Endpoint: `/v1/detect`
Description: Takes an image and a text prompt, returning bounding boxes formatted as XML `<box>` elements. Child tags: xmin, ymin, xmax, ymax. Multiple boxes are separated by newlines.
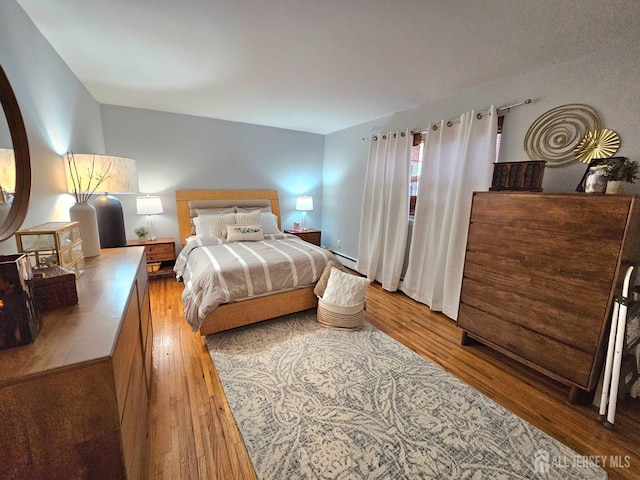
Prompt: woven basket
<box><xmin>32</xmin><ymin>265</ymin><xmax>78</xmax><ymax>311</ymax></box>
<box><xmin>147</xmin><ymin>262</ymin><xmax>161</xmax><ymax>273</ymax></box>
<box><xmin>317</xmin><ymin>298</ymin><xmax>365</xmax><ymax>330</ymax></box>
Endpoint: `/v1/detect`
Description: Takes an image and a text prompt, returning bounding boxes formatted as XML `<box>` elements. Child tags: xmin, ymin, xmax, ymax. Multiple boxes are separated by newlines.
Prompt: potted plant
<box><xmin>604</xmin><ymin>157</ymin><xmax>639</xmax><ymax>194</ymax></box>
<box><xmin>134</xmin><ymin>226</ymin><xmax>149</xmax><ymax>243</ymax></box>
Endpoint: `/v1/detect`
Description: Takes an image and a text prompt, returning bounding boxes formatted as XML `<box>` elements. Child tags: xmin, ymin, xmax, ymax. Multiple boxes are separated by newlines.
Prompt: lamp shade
<box><xmin>65</xmin><ymin>154</ymin><xmax>138</xmax><ymax>196</ymax></box>
<box><xmin>64</xmin><ymin>153</ymin><xmax>138</xmax><ymax>249</ymax></box>
<box><xmin>295</xmin><ymin>195</ymin><xmax>313</xmax><ymax>211</ymax></box>
<box><xmin>137</xmin><ymin>195</ymin><xmax>163</xmax><ymax>215</ymax></box>
<box><xmin>0</xmin><ymin>148</ymin><xmax>16</xmax><ymax>196</ymax></box>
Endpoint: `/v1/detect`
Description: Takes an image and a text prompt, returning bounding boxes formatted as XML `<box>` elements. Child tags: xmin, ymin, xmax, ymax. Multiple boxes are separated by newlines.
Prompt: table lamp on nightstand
<box><xmin>296</xmin><ymin>195</ymin><xmax>313</xmax><ymax>231</ymax></box>
<box><xmin>136</xmin><ymin>195</ymin><xmax>163</xmax><ymax>241</ymax></box>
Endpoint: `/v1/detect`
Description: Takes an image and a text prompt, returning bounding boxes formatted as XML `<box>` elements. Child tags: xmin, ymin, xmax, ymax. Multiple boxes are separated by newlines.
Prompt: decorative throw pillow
<box><xmin>314</xmin><ymin>260</ymin><xmax>348</xmax><ymax>298</ymax></box>
<box><xmin>226</xmin><ymin>225</ymin><xmax>264</xmax><ymax>242</ymax></box>
<box><xmin>236</xmin><ymin>210</ymin><xmax>262</xmax><ymax>226</ymax></box>
<box><xmin>198</xmin><ymin>213</ymin><xmax>236</xmax><ymax>238</ymax></box>
<box><xmin>322</xmin><ymin>267</ymin><xmax>371</xmax><ymax>307</ymax></box>
<box><xmin>260</xmin><ymin>212</ymin><xmax>281</xmax><ymax>234</ymax></box>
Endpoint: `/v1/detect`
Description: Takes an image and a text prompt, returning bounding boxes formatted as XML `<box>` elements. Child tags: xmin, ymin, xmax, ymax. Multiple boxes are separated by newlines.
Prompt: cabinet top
<box><xmin>126</xmin><ymin>237</ymin><xmax>175</xmax><ymax>246</ymax></box>
<box><xmin>285</xmin><ymin>229</ymin><xmax>321</xmax><ymax>233</ymax></box>
<box><xmin>0</xmin><ymin>247</ymin><xmax>145</xmax><ymax>386</ymax></box>
<box><xmin>474</xmin><ymin>191</ymin><xmax>638</xmax><ymax>197</ymax></box>
<box><xmin>16</xmin><ymin>221</ymin><xmax>80</xmax><ymax>234</ymax></box>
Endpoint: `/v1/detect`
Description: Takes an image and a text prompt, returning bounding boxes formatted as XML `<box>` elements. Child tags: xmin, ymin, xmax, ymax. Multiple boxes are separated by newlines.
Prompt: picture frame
<box><xmin>575</xmin><ymin>157</ymin><xmax>626</xmax><ymax>192</ymax></box>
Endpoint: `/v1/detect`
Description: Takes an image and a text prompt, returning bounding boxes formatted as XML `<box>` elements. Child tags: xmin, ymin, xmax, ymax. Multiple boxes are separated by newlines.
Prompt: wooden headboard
<box><xmin>175</xmin><ymin>189</ymin><xmax>282</xmax><ymax>245</ymax></box>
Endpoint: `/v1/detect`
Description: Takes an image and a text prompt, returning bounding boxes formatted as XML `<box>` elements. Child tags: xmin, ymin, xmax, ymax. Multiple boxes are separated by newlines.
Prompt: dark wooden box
<box><xmin>0</xmin><ymin>254</ymin><xmax>41</xmax><ymax>349</ymax></box>
<box><xmin>490</xmin><ymin>160</ymin><xmax>546</xmax><ymax>191</ymax></box>
<box><xmin>32</xmin><ymin>265</ymin><xmax>78</xmax><ymax>311</ymax></box>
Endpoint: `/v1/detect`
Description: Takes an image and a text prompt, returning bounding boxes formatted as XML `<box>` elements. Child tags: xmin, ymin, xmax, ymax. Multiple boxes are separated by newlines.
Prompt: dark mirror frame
<box><xmin>0</xmin><ymin>64</ymin><xmax>31</xmax><ymax>242</ymax></box>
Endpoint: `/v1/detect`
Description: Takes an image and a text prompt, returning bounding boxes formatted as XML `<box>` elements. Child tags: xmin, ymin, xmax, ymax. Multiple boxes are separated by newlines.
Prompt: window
<box><xmin>496</xmin><ymin>115</ymin><xmax>504</xmax><ymax>162</ymax></box>
<box><xmin>409</xmin><ymin>133</ymin><xmax>424</xmax><ymax>217</ymax></box>
<box><xmin>409</xmin><ymin>116</ymin><xmax>504</xmax><ymax>217</ymax></box>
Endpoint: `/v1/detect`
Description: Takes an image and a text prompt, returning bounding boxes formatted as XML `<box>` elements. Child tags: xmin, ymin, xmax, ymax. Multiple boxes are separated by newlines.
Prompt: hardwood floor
<box><xmin>148</xmin><ymin>278</ymin><xmax>640</xmax><ymax>479</ymax></box>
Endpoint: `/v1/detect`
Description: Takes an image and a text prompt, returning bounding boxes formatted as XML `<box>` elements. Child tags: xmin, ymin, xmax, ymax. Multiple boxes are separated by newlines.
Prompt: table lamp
<box><xmin>136</xmin><ymin>195</ymin><xmax>163</xmax><ymax>241</ymax></box>
<box><xmin>295</xmin><ymin>195</ymin><xmax>313</xmax><ymax>231</ymax></box>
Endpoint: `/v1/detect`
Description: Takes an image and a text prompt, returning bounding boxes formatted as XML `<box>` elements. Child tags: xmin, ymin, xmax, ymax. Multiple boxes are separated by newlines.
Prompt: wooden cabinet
<box><xmin>285</xmin><ymin>229</ymin><xmax>321</xmax><ymax>246</ymax></box>
<box><xmin>0</xmin><ymin>248</ymin><xmax>152</xmax><ymax>479</ymax></box>
<box><xmin>457</xmin><ymin>192</ymin><xmax>640</xmax><ymax>401</ymax></box>
<box><xmin>15</xmin><ymin>221</ymin><xmax>85</xmax><ymax>277</ymax></box>
<box><xmin>127</xmin><ymin>237</ymin><xmax>175</xmax><ymax>278</ymax></box>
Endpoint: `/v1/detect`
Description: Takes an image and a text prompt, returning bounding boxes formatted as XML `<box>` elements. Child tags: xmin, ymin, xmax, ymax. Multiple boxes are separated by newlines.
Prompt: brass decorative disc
<box><xmin>573</xmin><ymin>129</ymin><xmax>621</xmax><ymax>164</ymax></box>
<box><xmin>523</xmin><ymin>104</ymin><xmax>602</xmax><ymax>167</ymax></box>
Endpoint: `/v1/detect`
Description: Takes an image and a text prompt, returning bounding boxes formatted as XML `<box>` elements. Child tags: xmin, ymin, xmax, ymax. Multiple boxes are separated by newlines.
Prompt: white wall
<box><xmin>0</xmin><ymin>0</ymin><xmax>106</xmax><ymax>254</ymax></box>
<box><xmin>101</xmin><ymin>105</ymin><xmax>325</xmax><ymax>246</ymax></box>
<box><xmin>322</xmin><ymin>43</ymin><xmax>640</xmax><ymax>260</ymax></box>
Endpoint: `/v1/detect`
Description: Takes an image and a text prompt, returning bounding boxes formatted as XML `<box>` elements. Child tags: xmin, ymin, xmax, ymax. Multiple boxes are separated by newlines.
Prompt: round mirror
<box><xmin>0</xmin><ymin>64</ymin><xmax>30</xmax><ymax>241</ymax></box>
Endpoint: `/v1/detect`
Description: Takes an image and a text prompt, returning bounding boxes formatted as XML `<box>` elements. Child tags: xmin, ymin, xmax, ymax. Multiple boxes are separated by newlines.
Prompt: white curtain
<box><xmin>401</xmin><ymin>107</ymin><xmax>497</xmax><ymax>320</ymax></box>
<box><xmin>356</xmin><ymin>129</ymin><xmax>410</xmax><ymax>291</ymax></box>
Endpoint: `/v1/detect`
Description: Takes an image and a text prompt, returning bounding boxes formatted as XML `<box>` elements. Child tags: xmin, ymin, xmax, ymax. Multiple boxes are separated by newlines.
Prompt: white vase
<box><xmin>605</xmin><ymin>180</ymin><xmax>626</xmax><ymax>194</ymax></box>
<box><xmin>70</xmin><ymin>202</ymin><xmax>101</xmax><ymax>257</ymax></box>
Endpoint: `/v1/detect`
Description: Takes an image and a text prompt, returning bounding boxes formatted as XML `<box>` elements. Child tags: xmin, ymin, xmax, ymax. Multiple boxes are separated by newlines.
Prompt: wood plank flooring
<box><xmin>148</xmin><ymin>278</ymin><xmax>640</xmax><ymax>480</ymax></box>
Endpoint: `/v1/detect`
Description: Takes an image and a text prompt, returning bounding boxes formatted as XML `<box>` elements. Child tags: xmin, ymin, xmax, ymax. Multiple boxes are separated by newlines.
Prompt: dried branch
<box><xmin>66</xmin><ymin>151</ymin><xmax>111</xmax><ymax>203</ymax></box>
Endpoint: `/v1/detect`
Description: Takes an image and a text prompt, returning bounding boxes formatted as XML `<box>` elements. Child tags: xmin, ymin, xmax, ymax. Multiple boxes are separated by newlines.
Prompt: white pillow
<box><xmin>226</xmin><ymin>225</ymin><xmax>264</xmax><ymax>242</ymax></box>
<box><xmin>260</xmin><ymin>212</ymin><xmax>281</xmax><ymax>234</ymax></box>
<box><xmin>197</xmin><ymin>213</ymin><xmax>236</xmax><ymax>238</ymax></box>
<box><xmin>322</xmin><ymin>267</ymin><xmax>371</xmax><ymax>307</ymax></box>
<box><xmin>236</xmin><ymin>210</ymin><xmax>262</xmax><ymax>226</ymax></box>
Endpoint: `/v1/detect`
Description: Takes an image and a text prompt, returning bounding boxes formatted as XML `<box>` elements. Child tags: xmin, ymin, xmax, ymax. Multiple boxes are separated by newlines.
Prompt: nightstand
<box><xmin>126</xmin><ymin>237</ymin><xmax>176</xmax><ymax>278</ymax></box>
<box><xmin>285</xmin><ymin>229</ymin><xmax>321</xmax><ymax>246</ymax></box>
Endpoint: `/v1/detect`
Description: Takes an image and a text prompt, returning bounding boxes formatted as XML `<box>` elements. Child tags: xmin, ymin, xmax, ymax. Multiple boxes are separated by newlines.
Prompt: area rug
<box><xmin>206</xmin><ymin>310</ymin><xmax>605</xmax><ymax>479</ymax></box>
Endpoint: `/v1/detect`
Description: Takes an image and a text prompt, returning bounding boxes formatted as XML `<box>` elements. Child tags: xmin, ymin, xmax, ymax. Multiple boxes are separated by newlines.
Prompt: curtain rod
<box><xmin>362</xmin><ymin>98</ymin><xmax>531</xmax><ymax>141</ymax></box>
<box><xmin>411</xmin><ymin>98</ymin><xmax>531</xmax><ymax>135</ymax></box>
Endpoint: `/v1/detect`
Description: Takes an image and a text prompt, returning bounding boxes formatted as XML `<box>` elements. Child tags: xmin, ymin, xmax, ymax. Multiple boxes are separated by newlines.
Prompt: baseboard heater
<box><xmin>333</xmin><ymin>251</ymin><xmax>357</xmax><ymax>270</ymax></box>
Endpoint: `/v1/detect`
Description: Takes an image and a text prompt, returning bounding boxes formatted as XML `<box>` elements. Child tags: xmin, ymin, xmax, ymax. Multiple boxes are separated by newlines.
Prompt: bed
<box><xmin>175</xmin><ymin>189</ymin><xmax>337</xmax><ymax>335</ymax></box>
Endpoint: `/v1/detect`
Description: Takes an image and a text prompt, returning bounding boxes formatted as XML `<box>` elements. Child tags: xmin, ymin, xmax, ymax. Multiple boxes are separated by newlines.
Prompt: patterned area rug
<box><xmin>206</xmin><ymin>310</ymin><xmax>605</xmax><ymax>479</ymax></box>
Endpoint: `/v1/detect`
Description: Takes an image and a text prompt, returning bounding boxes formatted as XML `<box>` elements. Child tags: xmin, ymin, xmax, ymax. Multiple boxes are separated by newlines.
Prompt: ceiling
<box><xmin>16</xmin><ymin>0</ymin><xmax>640</xmax><ymax>134</ymax></box>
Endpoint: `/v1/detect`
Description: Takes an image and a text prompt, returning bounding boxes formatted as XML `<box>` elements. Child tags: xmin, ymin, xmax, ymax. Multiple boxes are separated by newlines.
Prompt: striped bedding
<box><xmin>174</xmin><ymin>233</ymin><xmax>337</xmax><ymax>331</ymax></box>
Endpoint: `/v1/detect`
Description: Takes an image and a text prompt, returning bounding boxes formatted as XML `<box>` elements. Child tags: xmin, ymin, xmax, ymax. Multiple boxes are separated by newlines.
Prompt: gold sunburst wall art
<box><xmin>524</xmin><ymin>104</ymin><xmax>602</xmax><ymax>167</ymax></box>
<box><xmin>573</xmin><ymin>129</ymin><xmax>621</xmax><ymax>164</ymax></box>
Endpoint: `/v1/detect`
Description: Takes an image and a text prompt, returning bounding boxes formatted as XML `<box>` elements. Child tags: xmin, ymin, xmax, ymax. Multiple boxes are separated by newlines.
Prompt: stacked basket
<box><xmin>317</xmin><ymin>297</ymin><xmax>365</xmax><ymax>330</ymax></box>
<box><xmin>314</xmin><ymin>260</ymin><xmax>370</xmax><ymax>331</ymax></box>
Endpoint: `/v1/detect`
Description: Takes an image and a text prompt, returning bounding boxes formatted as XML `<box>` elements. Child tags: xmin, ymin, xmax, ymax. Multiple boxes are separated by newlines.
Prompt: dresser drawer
<box><xmin>146</xmin><ymin>243</ymin><xmax>174</xmax><ymax>261</ymax></box>
<box><xmin>470</xmin><ymin>193</ymin><xmax>631</xmax><ymax>240</ymax></box>
<box><xmin>112</xmin><ymin>294</ymin><xmax>140</xmax><ymax>421</ymax></box>
<box><xmin>121</xmin><ymin>333</ymin><xmax>146</xmax><ymax>480</ymax></box>
<box><xmin>147</xmin><ymin>251</ymin><xmax>173</xmax><ymax>262</ymax></box>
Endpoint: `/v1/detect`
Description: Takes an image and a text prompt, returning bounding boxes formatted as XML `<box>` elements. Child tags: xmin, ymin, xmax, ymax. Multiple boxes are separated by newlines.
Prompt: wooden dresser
<box><xmin>0</xmin><ymin>247</ymin><xmax>152</xmax><ymax>479</ymax></box>
<box><xmin>457</xmin><ymin>192</ymin><xmax>640</xmax><ymax>401</ymax></box>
